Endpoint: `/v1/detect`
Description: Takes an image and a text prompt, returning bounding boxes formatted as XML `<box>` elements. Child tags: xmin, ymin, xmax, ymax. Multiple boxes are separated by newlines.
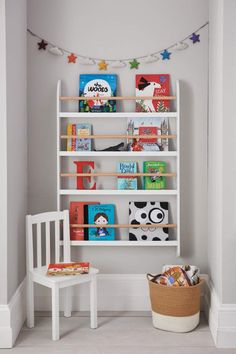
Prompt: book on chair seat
<box><xmin>46</xmin><ymin>262</ymin><xmax>90</xmax><ymax>276</ymax></box>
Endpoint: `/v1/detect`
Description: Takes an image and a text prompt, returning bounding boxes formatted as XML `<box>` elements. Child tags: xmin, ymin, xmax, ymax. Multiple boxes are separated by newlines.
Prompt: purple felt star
<box><xmin>160</xmin><ymin>49</ymin><xmax>171</xmax><ymax>60</ymax></box>
<box><xmin>190</xmin><ymin>33</ymin><xmax>200</xmax><ymax>44</ymax></box>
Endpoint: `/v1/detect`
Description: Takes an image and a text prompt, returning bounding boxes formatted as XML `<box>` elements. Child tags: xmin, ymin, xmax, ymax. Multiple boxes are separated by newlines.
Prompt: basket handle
<box><xmin>147</xmin><ymin>273</ymin><xmax>161</xmax><ymax>282</ymax></box>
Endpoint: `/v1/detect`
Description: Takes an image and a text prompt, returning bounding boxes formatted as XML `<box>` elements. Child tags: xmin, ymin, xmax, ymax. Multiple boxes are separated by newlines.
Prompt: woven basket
<box><xmin>147</xmin><ymin>275</ymin><xmax>204</xmax><ymax>332</ymax></box>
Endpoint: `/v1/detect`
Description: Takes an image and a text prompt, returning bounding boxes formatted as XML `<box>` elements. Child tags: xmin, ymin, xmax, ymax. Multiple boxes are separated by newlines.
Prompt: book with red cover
<box><xmin>136</xmin><ymin>74</ymin><xmax>170</xmax><ymax>112</ymax></box>
<box><xmin>69</xmin><ymin>201</ymin><xmax>99</xmax><ymax>240</ymax></box>
<box><xmin>47</xmin><ymin>262</ymin><xmax>90</xmax><ymax>276</ymax></box>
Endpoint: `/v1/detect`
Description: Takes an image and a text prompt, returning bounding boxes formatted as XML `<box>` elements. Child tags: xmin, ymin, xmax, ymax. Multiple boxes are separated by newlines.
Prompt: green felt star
<box><xmin>129</xmin><ymin>59</ymin><xmax>140</xmax><ymax>69</ymax></box>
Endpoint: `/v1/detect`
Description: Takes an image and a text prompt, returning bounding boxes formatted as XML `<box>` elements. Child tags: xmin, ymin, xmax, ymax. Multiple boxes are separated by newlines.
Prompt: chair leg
<box><xmin>64</xmin><ymin>287</ymin><xmax>72</xmax><ymax>318</ymax></box>
<box><xmin>52</xmin><ymin>285</ymin><xmax>60</xmax><ymax>340</ymax></box>
<box><xmin>26</xmin><ymin>276</ymin><xmax>34</xmax><ymax>328</ymax></box>
<box><xmin>90</xmin><ymin>275</ymin><xmax>97</xmax><ymax>329</ymax></box>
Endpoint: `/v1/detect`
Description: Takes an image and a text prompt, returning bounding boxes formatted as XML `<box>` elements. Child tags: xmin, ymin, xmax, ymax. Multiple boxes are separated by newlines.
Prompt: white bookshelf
<box><xmin>57</xmin><ymin>80</ymin><xmax>180</xmax><ymax>255</ymax></box>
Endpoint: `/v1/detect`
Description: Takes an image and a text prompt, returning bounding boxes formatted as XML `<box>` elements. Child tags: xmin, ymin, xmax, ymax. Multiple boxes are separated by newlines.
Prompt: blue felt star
<box><xmin>160</xmin><ymin>49</ymin><xmax>171</xmax><ymax>60</ymax></box>
<box><xmin>190</xmin><ymin>33</ymin><xmax>200</xmax><ymax>44</ymax></box>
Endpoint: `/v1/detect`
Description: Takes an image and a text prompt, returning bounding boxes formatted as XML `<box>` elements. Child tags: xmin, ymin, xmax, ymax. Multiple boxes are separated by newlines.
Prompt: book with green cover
<box><xmin>143</xmin><ymin>161</ymin><xmax>167</xmax><ymax>190</ymax></box>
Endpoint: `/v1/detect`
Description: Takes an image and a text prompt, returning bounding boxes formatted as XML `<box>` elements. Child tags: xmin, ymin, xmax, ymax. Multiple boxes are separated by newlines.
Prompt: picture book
<box><xmin>117</xmin><ymin>162</ymin><xmax>138</xmax><ymax>190</ymax></box>
<box><xmin>127</xmin><ymin>117</ymin><xmax>168</xmax><ymax>151</ymax></box>
<box><xmin>47</xmin><ymin>262</ymin><xmax>90</xmax><ymax>276</ymax></box>
<box><xmin>66</xmin><ymin>124</ymin><xmax>76</xmax><ymax>151</ymax></box>
<box><xmin>85</xmin><ymin>204</ymin><xmax>115</xmax><ymax>241</ymax></box>
<box><xmin>129</xmin><ymin>201</ymin><xmax>169</xmax><ymax>241</ymax></box>
<box><xmin>69</xmin><ymin>201</ymin><xmax>100</xmax><ymax>240</ymax></box>
<box><xmin>66</xmin><ymin>123</ymin><xmax>92</xmax><ymax>151</ymax></box>
<box><xmin>76</xmin><ymin>123</ymin><xmax>92</xmax><ymax>151</ymax></box>
<box><xmin>79</xmin><ymin>74</ymin><xmax>117</xmax><ymax>112</ymax></box>
<box><xmin>135</xmin><ymin>74</ymin><xmax>170</xmax><ymax>112</ymax></box>
<box><xmin>143</xmin><ymin>161</ymin><xmax>167</xmax><ymax>190</ymax></box>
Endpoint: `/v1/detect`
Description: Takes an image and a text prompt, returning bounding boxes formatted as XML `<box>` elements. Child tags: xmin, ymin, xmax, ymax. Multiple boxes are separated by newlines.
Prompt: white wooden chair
<box><xmin>26</xmin><ymin>210</ymin><xmax>98</xmax><ymax>340</ymax></box>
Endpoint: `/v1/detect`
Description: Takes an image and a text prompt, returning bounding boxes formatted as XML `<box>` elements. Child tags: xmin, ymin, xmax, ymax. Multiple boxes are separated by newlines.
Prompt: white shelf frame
<box><xmin>59</xmin><ymin>189</ymin><xmax>178</xmax><ymax>196</ymax></box>
<box><xmin>60</xmin><ymin>240</ymin><xmax>178</xmax><ymax>247</ymax></box>
<box><xmin>56</xmin><ymin>80</ymin><xmax>180</xmax><ymax>254</ymax></box>
<box><xmin>59</xmin><ymin>151</ymin><xmax>178</xmax><ymax>157</ymax></box>
<box><xmin>59</xmin><ymin>112</ymin><xmax>178</xmax><ymax>118</ymax></box>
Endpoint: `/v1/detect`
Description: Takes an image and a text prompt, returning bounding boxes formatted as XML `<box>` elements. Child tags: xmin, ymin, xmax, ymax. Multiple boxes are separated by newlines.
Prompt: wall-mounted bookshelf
<box><xmin>56</xmin><ymin>80</ymin><xmax>180</xmax><ymax>255</ymax></box>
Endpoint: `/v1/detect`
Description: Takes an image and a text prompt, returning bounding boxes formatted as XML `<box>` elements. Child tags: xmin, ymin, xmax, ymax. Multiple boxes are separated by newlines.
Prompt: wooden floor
<box><xmin>3</xmin><ymin>312</ymin><xmax>236</xmax><ymax>353</ymax></box>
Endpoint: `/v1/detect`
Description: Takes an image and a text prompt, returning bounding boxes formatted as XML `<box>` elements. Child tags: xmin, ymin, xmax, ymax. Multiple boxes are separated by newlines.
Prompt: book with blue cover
<box><xmin>75</xmin><ymin>123</ymin><xmax>92</xmax><ymax>151</ymax></box>
<box><xmin>79</xmin><ymin>74</ymin><xmax>117</xmax><ymax>112</ymax></box>
<box><xmin>87</xmin><ymin>204</ymin><xmax>115</xmax><ymax>241</ymax></box>
<box><xmin>117</xmin><ymin>162</ymin><xmax>138</xmax><ymax>190</ymax></box>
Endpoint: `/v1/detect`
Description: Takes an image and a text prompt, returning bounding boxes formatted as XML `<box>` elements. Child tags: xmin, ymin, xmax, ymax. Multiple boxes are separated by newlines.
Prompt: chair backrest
<box><xmin>26</xmin><ymin>210</ymin><xmax>70</xmax><ymax>271</ymax></box>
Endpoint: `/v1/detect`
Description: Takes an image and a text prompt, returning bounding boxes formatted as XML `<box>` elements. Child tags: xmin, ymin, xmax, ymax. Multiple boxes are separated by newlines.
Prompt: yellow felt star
<box><xmin>98</xmin><ymin>60</ymin><xmax>108</xmax><ymax>70</ymax></box>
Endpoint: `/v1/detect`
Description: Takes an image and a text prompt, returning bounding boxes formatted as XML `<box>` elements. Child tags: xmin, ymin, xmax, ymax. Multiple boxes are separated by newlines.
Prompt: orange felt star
<box><xmin>67</xmin><ymin>53</ymin><xmax>77</xmax><ymax>63</ymax></box>
<box><xmin>98</xmin><ymin>60</ymin><xmax>108</xmax><ymax>70</ymax></box>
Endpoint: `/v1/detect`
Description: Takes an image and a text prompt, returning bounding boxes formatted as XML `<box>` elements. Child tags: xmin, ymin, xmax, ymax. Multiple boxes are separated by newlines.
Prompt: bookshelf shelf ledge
<box><xmin>59</xmin><ymin>240</ymin><xmax>178</xmax><ymax>247</ymax></box>
<box><xmin>59</xmin><ymin>189</ymin><xmax>178</xmax><ymax>196</ymax></box>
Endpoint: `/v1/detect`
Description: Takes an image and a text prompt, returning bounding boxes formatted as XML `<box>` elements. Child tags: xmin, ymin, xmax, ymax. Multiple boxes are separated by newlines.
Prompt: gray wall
<box><xmin>6</xmin><ymin>0</ymin><xmax>27</xmax><ymax>302</ymax></box>
<box><xmin>27</xmin><ymin>0</ymin><xmax>209</xmax><ymax>274</ymax></box>
<box><xmin>208</xmin><ymin>0</ymin><xmax>236</xmax><ymax>304</ymax></box>
<box><xmin>0</xmin><ymin>0</ymin><xmax>8</xmax><ymax>305</ymax></box>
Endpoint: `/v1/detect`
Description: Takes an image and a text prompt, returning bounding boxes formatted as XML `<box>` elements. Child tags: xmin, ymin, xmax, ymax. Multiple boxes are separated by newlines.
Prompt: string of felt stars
<box><xmin>28</xmin><ymin>22</ymin><xmax>208</xmax><ymax>70</ymax></box>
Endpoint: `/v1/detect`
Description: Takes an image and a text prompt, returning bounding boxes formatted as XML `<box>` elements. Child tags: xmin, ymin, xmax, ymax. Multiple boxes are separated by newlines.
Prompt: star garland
<box><xmin>28</xmin><ymin>22</ymin><xmax>207</xmax><ymax>70</ymax></box>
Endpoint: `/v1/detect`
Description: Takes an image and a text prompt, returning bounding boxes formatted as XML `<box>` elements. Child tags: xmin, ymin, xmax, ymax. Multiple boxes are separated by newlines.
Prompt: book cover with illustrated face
<box><xmin>87</xmin><ymin>204</ymin><xmax>115</xmax><ymax>241</ymax></box>
<box><xmin>129</xmin><ymin>201</ymin><xmax>169</xmax><ymax>241</ymax></box>
<box><xmin>79</xmin><ymin>74</ymin><xmax>117</xmax><ymax>112</ymax></box>
<box><xmin>136</xmin><ymin>74</ymin><xmax>170</xmax><ymax>112</ymax></box>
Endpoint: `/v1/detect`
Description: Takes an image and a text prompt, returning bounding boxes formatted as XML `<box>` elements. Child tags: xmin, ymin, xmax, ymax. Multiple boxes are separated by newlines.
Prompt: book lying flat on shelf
<box><xmin>129</xmin><ymin>201</ymin><xmax>169</xmax><ymax>241</ymax></box>
<box><xmin>84</xmin><ymin>204</ymin><xmax>115</xmax><ymax>241</ymax></box>
<box><xmin>79</xmin><ymin>74</ymin><xmax>117</xmax><ymax>112</ymax></box>
<box><xmin>67</xmin><ymin>123</ymin><xmax>92</xmax><ymax>151</ymax></box>
<box><xmin>47</xmin><ymin>262</ymin><xmax>90</xmax><ymax>276</ymax></box>
<box><xmin>69</xmin><ymin>201</ymin><xmax>100</xmax><ymax>240</ymax></box>
<box><xmin>143</xmin><ymin>161</ymin><xmax>167</xmax><ymax>190</ymax></box>
<box><xmin>127</xmin><ymin>117</ymin><xmax>168</xmax><ymax>151</ymax></box>
<box><xmin>117</xmin><ymin>161</ymin><xmax>138</xmax><ymax>190</ymax></box>
<box><xmin>136</xmin><ymin>74</ymin><xmax>170</xmax><ymax>112</ymax></box>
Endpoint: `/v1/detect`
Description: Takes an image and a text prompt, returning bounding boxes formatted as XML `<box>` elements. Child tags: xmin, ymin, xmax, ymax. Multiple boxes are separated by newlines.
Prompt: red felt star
<box><xmin>37</xmin><ymin>40</ymin><xmax>48</xmax><ymax>50</ymax></box>
<box><xmin>67</xmin><ymin>53</ymin><xmax>77</xmax><ymax>63</ymax></box>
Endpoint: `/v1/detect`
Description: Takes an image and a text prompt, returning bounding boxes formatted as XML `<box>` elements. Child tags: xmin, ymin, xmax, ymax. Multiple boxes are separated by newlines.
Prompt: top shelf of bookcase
<box><xmin>59</xmin><ymin>112</ymin><xmax>178</xmax><ymax>118</ymax></box>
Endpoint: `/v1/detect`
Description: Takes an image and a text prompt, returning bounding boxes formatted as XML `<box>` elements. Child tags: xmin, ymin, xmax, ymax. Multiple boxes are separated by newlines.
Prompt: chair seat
<box><xmin>30</xmin><ymin>266</ymin><xmax>99</xmax><ymax>289</ymax></box>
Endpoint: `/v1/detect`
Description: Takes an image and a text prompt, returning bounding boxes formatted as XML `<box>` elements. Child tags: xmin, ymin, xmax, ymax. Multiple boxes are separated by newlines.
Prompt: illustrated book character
<box><xmin>79</xmin><ymin>74</ymin><xmax>117</xmax><ymax>112</ymax></box>
<box><xmin>69</xmin><ymin>201</ymin><xmax>99</xmax><ymax>240</ymax></box>
<box><xmin>84</xmin><ymin>204</ymin><xmax>115</xmax><ymax>241</ymax></box>
<box><xmin>127</xmin><ymin>117</ymin><xmax>168</xmax><ymax>151</ymax></box>
<box><xmin>117</xmin><ymin>161</ymin><xmax>138</xmax><ymax>190</ymax></box>
<box><xmin>129</xmin><ymin>201</ymin><xmax>169</xmax><ymax>241</ymax></box>
<box><xmin>135</xmin><ymin>74</ymin><xmax>170</xmax><ymax>112</ymax></box>
<box><xmin>143</xmin><ymin>161</ymin><xmax>167</xmax><ymax>190</ymax></box>
<box><xmin>47</xmin><ymin>262</ymin><xmax>90</xmax><ymax>276</ymax></box>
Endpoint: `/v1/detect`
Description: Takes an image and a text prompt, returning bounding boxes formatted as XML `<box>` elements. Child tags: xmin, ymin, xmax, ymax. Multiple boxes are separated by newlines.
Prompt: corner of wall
<box><xmin>0</xmin><ymin>277</ymin><xmax>26</xmax><ymax>348</ymax></box>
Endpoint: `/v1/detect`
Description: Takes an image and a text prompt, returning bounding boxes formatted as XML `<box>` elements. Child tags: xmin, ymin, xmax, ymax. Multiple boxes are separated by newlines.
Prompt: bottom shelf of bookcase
<box><xmin>60</xmin><ymin>240</ymin><xmax>178</xmax><ymax>247</ymax></box>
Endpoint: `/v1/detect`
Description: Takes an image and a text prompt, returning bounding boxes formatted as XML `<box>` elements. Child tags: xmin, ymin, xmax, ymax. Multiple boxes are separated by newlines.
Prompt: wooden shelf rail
<box><xmin>61</xmin><ymin>134</ymin><xmax>176</xmax><ymax>140</ymax></box>
<box><xmin>70</xmin><ymin>223</ymin><xmax>177</xmax><ymax>229</ymax></box>
<box><xmin>60</xmin><ymin>95</ymin><xmax>176</xmax><ymax>101</ymax></box>
<box><xmin>61</xmin><ymin>172</ymin><xmax>176</xmax><ymax>177</ymax></box>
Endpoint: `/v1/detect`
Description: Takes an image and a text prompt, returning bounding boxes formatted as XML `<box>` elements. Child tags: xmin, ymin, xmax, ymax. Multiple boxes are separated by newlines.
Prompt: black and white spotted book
<box><xmin>129</xmin><ymin>201</ymin><xmax>169</xmax><ymax>241</ymax></box>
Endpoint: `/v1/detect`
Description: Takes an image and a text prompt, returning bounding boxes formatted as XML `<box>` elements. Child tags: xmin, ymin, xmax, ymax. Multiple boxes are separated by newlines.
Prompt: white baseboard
<box><xmin>0</xmin><ymin>277</ymin><xmax>26</xmax><ymax>348</ymax></box>
<box><xmin>34</xmin><ymin>273</ymin><xmax>208</xmax><ymax>312</ymax></box>
<box><xmin>204</xmin><ymin>280</ymin><xmax>236</xmax><ymax>348</ymax></box>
